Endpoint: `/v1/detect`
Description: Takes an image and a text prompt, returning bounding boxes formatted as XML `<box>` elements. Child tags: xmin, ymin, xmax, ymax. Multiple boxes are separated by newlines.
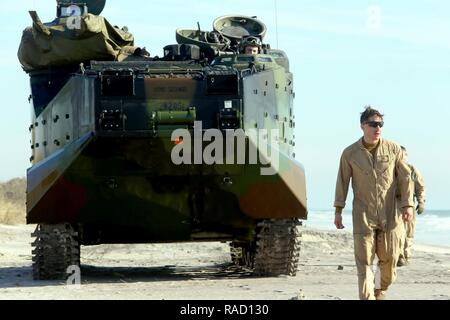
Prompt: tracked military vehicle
<box><xmin>19</xmin><ymin>0</ymin><xmax>307</xmax><ymax>280</ymax></box>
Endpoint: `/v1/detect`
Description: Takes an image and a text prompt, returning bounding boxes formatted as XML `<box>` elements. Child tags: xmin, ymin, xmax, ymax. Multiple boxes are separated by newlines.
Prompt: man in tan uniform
<box><xmin>334</xmin><ymin>106</ymin><xmax>414</xmax><ymax>300</ymax></box>
<box><xmin>397</xmin><ymin>146</ymin><xmax>426</xmax><ymax>267</ymax></box>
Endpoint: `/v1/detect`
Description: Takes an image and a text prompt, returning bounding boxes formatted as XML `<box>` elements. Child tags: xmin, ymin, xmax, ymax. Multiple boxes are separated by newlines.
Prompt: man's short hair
<box><xmin>360</xmin><ymin>106</ymin><xmax>384</xmax><ymax>124</ymax></box>
<box><xmin>400</xmin><ymin>145</ymin><xmax>408</xmax><ymax>157</ymax></box>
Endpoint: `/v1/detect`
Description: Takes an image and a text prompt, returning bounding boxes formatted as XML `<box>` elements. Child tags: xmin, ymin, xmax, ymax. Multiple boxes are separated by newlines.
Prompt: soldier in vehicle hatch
<box><xmin>333</xmin><ymin>106</ymin><xmax>414</xmax><ymax>300</ymax></box>
<box><xmin>242</xmin><ymin>36</ymin><xmax>262</xmax><ymax>54</ymax></box>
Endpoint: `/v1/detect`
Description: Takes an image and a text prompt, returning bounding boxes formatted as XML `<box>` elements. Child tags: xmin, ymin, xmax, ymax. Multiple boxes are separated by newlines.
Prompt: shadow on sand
<box><xmin>0</xmin><ymin>263</ymin><xmax>257</xmax><ymax>289</ymax></box>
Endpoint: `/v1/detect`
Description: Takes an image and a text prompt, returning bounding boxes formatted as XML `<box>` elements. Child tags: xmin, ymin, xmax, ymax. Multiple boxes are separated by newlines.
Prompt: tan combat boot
<box><xmin>397</xmin><ymin>256</ymin><xmax>408</xmax><ymax>267</ymax></box>
<box><xmin>375</xmin><ymin>289</ymin><xmax>387</xmax><ymax>300</ymax></box>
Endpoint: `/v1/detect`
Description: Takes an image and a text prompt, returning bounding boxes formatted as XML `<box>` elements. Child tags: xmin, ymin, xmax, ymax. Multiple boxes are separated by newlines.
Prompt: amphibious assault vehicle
<box><xmin>19</xmin><ymin>0</ymin><xmax>307</xmax><ymax>280</ymax></box>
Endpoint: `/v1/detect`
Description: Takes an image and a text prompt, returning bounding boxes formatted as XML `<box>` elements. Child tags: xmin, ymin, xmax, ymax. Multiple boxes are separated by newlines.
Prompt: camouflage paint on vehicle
<box><xmin>20</xmin><ymin>3</ymin><xmax>307</xmax><ymax>278</ymax></box>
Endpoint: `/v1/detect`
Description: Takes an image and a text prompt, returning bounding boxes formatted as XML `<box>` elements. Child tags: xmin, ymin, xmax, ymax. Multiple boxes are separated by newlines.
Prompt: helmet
<box><xmin>242</xmin><ymin>36</ymin><xmax>262</xmax><ymax>48</ymax></box>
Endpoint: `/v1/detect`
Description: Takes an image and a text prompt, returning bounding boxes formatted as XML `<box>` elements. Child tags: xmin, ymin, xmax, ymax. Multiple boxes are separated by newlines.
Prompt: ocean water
<box><xmin>304</xmin><ymin>210</ymin><xmax>450</xmax><ymax>248</ymax></box>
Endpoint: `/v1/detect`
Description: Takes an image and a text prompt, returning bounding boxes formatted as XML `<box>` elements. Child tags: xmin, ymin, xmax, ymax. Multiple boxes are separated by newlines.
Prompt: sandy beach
<box><xmin>0</xmin><ymin>224</ymin><xmax>448</xmax><ymax>300</ymax></box>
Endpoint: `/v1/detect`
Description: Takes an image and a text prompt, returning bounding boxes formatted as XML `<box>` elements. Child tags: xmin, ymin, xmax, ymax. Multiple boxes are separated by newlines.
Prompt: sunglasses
<box><xmin>365</xmin><ymin>121</ymin><xmax>384</xmax><ymax>128</ymax></box>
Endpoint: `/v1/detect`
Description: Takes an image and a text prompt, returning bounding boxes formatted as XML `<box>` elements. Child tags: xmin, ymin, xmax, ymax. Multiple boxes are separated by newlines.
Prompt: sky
<box><xmin>0</xmin><ymin>0</ymin><xmax>449</xmax><ymax>210</ymax></box>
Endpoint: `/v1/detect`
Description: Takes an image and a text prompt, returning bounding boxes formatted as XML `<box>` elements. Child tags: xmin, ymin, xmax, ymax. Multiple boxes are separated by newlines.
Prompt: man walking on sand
<box><xmin>397</xmin><ymin>146</ymin><xmax>426</xmax><ymax>267</ymax></box>
<box><xmin>334</xmin><ymin>106</ymin><xmax>414</xmax><ymax>300</ymax></box>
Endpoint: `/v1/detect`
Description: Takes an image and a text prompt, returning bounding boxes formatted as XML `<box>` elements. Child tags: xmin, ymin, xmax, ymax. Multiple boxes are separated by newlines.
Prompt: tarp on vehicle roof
<box><xmin>18</xmin><ymin>12</ymin><xmax>134</xmax><ymax>71</ymax></box>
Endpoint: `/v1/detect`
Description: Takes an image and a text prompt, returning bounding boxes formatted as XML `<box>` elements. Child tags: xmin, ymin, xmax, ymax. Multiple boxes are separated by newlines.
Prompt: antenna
<box><xmin>274</xmin><ymin>0</ymin><xmax>279</xmax><ymax>49</ymax></box>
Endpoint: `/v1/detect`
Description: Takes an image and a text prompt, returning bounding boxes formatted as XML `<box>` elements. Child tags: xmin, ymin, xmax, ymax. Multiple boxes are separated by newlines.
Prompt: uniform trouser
<box><xmin>353</xmin><ymin>227</ymin><xmax>401</xmax><ymax>300</ymax></box>
<box><xmin>399</xmin><ymin>212</ymin><xmax>416</xmax><ymax>259</ymax></box>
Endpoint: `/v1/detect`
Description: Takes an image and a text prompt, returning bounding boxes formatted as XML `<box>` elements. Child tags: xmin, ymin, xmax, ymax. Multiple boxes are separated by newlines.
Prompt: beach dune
<box><xmin>0</xmin><ymin>178</ymin><xmax>26</xmax><ymax>225</ymax></box>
